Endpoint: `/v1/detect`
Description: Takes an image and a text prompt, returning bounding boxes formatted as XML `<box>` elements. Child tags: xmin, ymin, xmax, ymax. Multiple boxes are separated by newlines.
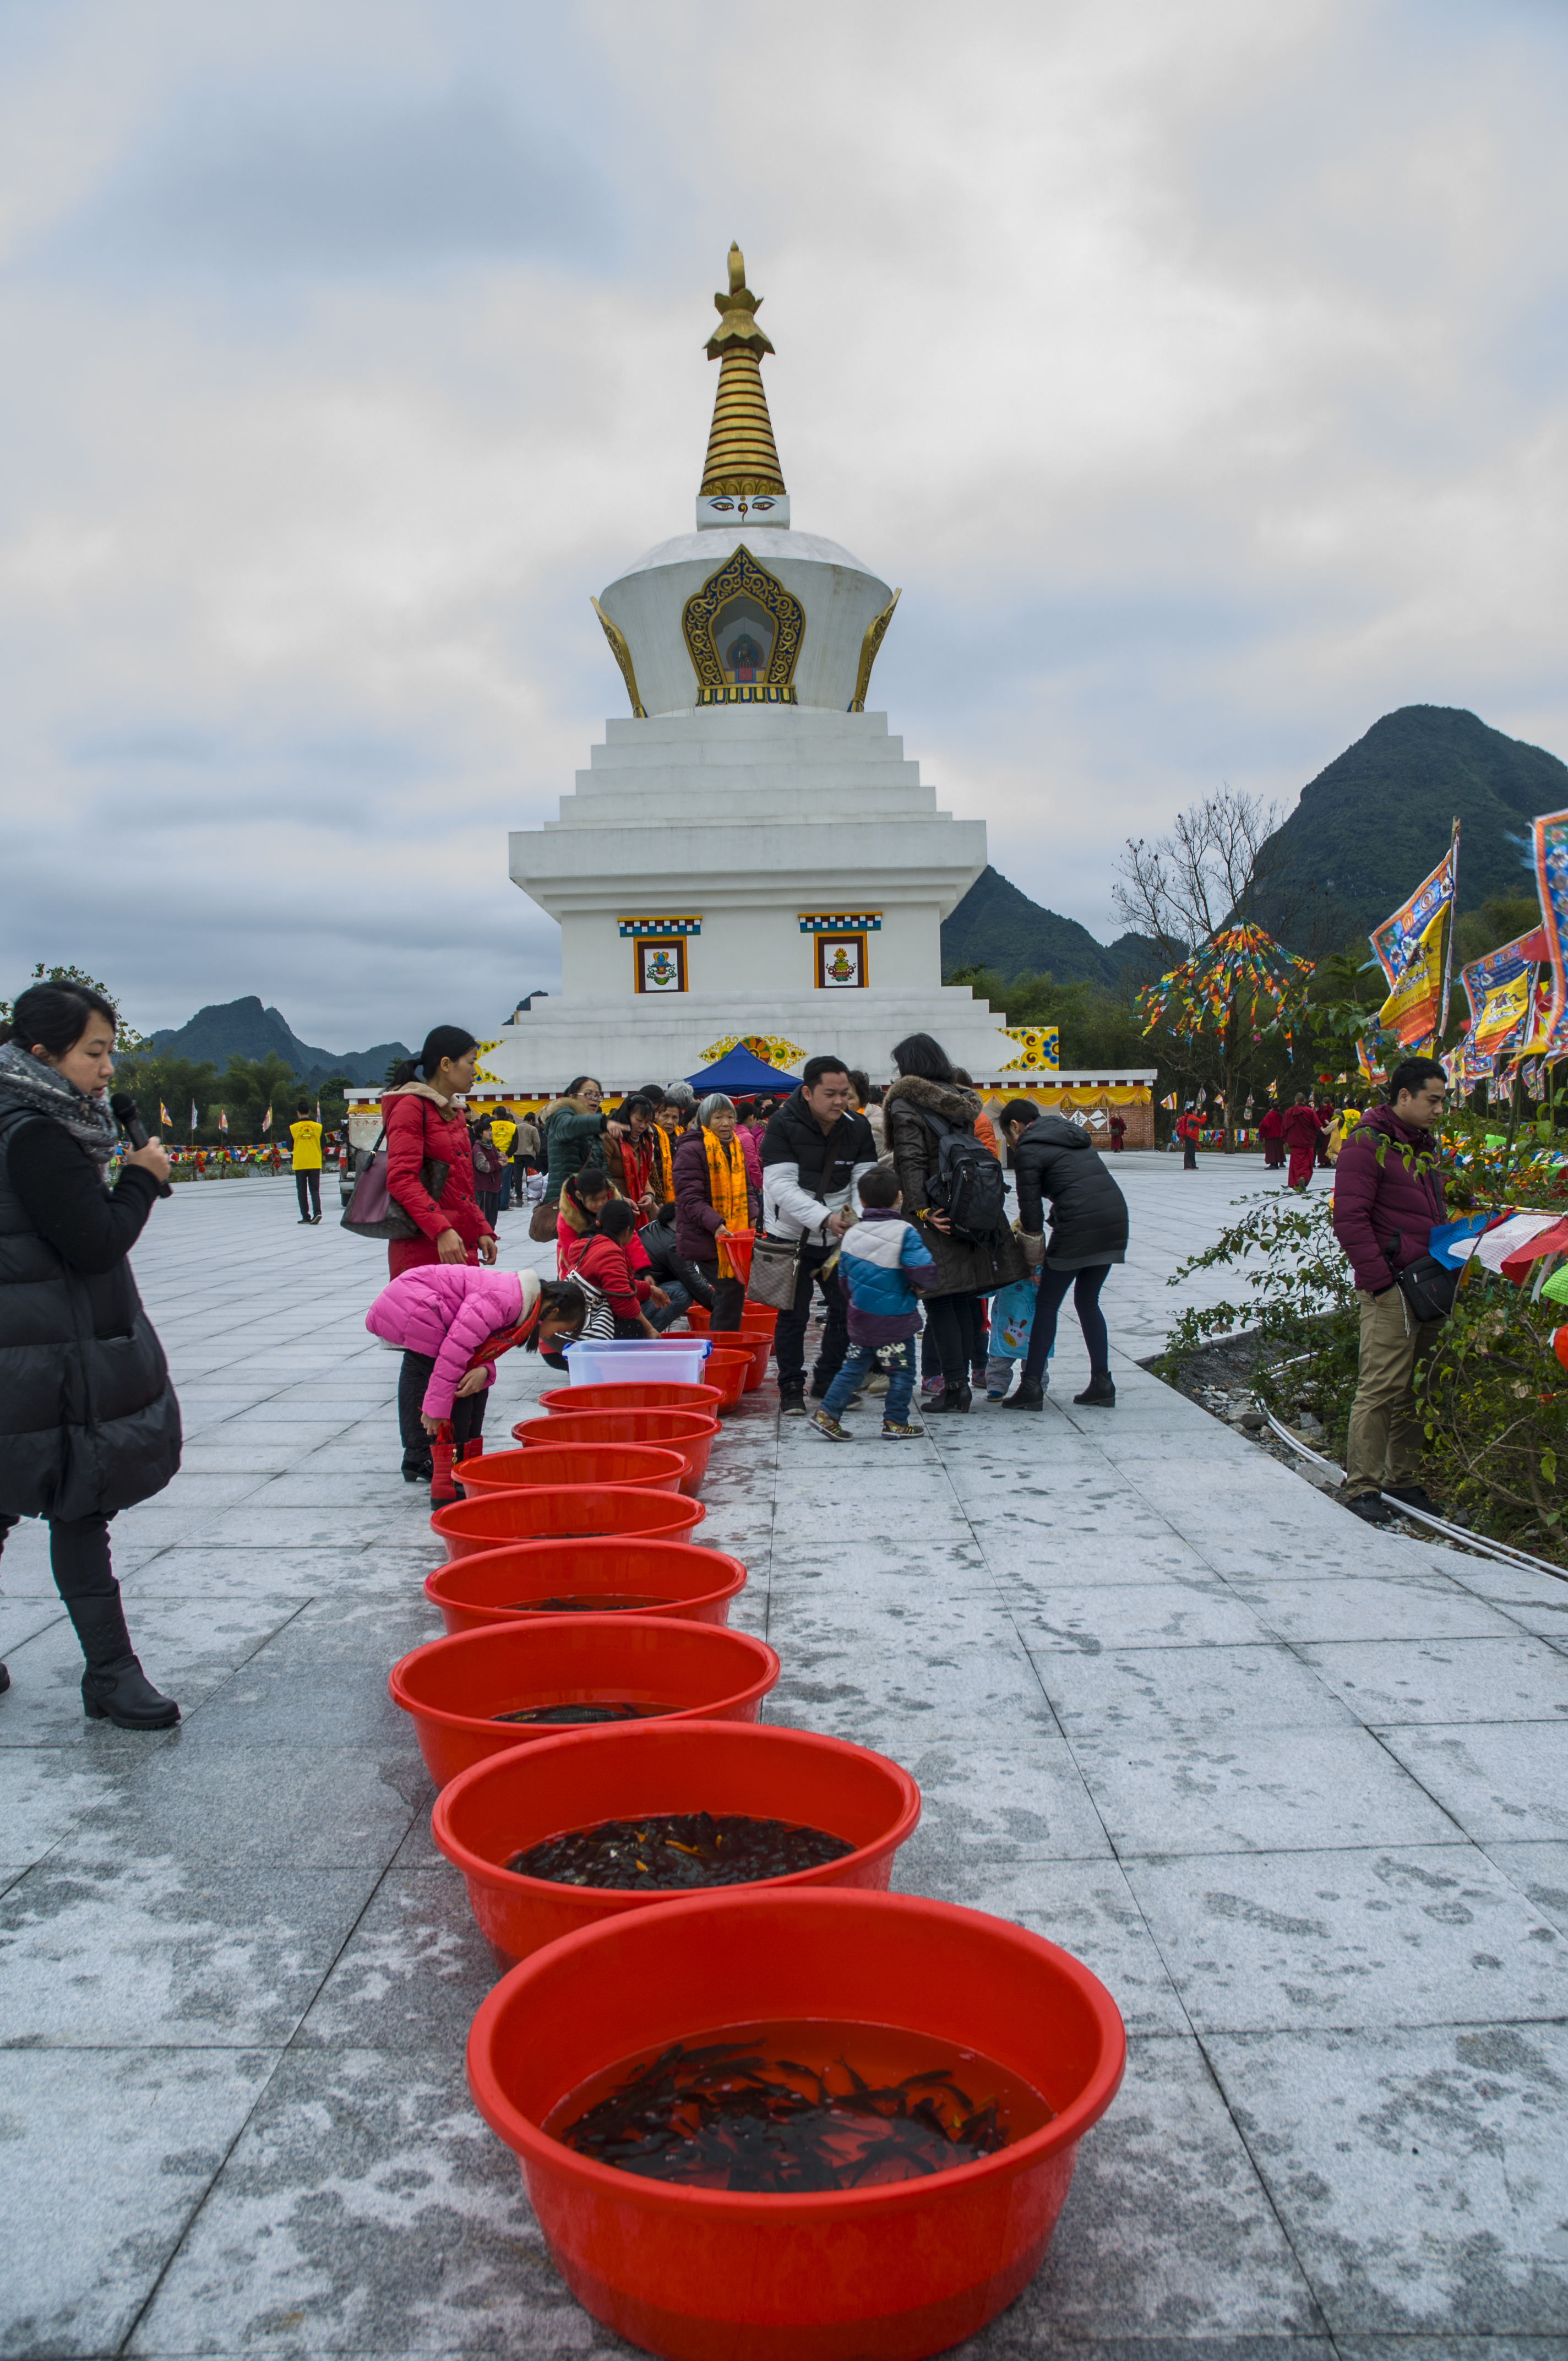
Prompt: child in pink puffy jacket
<box><xmin>366</xmin><ymin>1264</ymin><xmax>586</xmax><ymax>1493</ymax></box>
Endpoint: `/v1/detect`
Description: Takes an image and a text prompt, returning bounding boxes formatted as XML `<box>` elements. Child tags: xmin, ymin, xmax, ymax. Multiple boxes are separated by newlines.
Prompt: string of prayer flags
<box><xmin>1137</xmin><ymin>924</ymin><xmax>1313</xmax><ymax>1045</ymax></box>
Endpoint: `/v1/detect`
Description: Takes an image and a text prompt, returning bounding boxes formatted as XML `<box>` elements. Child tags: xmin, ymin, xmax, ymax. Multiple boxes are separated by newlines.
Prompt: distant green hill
<box><xmin>1259</xmin><ymin>704</ymin><xmax>1568</xmax><ymax>944</ymax></box>
<box><xmin>148</xmin><ymin>997</ymin><xmax>411</xmax><ymax>1088</ymax></box>
<box><xmin>942</xmin><ymin>866</ymin><xmax>1156</xmax><ymax>988</ymax></box>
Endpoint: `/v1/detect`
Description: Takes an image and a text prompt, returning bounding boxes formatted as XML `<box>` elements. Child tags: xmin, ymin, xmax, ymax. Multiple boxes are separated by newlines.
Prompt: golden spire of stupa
<box><xmin>699</xmin><ymin>243</ymin><xmax>786</xmax><ymax>500</ymax></box>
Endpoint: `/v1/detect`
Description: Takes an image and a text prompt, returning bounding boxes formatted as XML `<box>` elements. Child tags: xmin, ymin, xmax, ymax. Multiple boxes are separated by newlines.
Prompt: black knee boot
<box><xmin>69</xmin><ymin>1590</ymin><xmax>181</xmax><ymax>1730</ymax></box>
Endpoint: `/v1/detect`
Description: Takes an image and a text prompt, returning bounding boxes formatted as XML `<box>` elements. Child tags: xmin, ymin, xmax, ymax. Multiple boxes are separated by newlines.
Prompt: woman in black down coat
<box><xmin>883</xmin><ymin>1034</ymin><xmax>1026</xmax><ymax>1413</ymax></box>
<box><xmin>0</xmin><ymin>982</ymin><xmax>182</xmax><ymax>1727</ymax></box>
<box><xmin>1000</xmin><ymin>1097</ymin><xmax>1129</xmax><ymax>1413</ymax></box>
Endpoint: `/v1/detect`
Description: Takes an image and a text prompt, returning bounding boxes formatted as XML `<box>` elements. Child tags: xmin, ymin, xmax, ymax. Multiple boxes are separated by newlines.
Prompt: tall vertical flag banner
<box><xmin>189</xmin><ymin>1101</ymin><xmax>198</xmax><ymax>1135</ymax></box>
<box><xmin>1370</xmin><ymin>822</ymin><xmax>1460</xmax><ymax>1048</ymax></box>
<box><xmin>217</xmin><ymin>1108</ymin><xmax>228</xmax><ymax>1134</ymax></box>
<box><xmin>1531</xmin><ymin>807</ymin><xmax>1568</xmax><ymax>1053</ymax></box>
<box><xmin>261</xmin><ymin>1105</ymin><xmax>273</xmax><ymax>1133</ymax></box>
<box><xmin>158</xmin><ymin>1101</ymin><xmax>172</xmax><ymax>1127</ymax></box>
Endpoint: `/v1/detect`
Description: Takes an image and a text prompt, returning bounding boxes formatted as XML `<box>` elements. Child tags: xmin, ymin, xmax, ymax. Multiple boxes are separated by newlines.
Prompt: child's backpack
<box><xmin>989</xmin><ymin>1277</ymin><xmax>1038</xmax><ymax>1356</ymax></box>
<box><xmin>918</xmin><ymin>1110</ymin><xmax>1008</xmax><ymax>1243</ymax></box>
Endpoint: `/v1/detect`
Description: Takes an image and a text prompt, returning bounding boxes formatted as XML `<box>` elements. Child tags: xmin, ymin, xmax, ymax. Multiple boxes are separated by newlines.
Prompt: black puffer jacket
<box><xmin>883</xmin><ymin>1075</ymin><xmax>1027</xmax><ymax>1296</ymax></box>
<box><xmin>0</xmin><ymin>1106</ymin><xmax>182</xmax><ymax>1520</ymax></box>
<box><xmin>1012</xmin><ymin>1114</ymin><xmax>1129</xmax><ymax>1270</ymax></box>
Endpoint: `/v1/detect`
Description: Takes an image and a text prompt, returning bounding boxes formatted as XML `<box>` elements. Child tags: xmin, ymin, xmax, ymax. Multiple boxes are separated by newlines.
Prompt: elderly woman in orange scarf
<box><xmin>672</xmin><ymin>1092</ymin><xmax>758</xmax><ymax>1331</ymax></box>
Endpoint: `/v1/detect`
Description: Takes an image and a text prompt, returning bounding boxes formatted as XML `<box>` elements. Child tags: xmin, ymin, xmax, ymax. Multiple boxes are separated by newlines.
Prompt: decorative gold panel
<box><xmin>848</xmin><ymin>589</ymin><xmax>901</xmax><ymax>713</ymax></box>
<box><xmin>591</xmin><ymin>599</ymin><xmax>646</xmax><ymax>719</ymax></box>
<box><xmin>682</xmin><ymin>543</ymin><xmax>804</xmax><ymax>697</ymax></box>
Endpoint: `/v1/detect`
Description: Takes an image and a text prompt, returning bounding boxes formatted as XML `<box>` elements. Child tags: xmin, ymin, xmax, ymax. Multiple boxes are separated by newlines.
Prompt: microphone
<box><xmin>111</xmin><ymin>1092</ymin><xmax>173</xmax><ymax>1197</ymax></box>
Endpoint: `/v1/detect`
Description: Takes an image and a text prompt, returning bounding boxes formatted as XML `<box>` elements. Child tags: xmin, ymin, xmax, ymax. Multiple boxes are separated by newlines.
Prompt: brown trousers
<box><xmin>1344</xmin><ymin>1285</ymin><xmax>1445</xmax><ymax>1498</ymax></box>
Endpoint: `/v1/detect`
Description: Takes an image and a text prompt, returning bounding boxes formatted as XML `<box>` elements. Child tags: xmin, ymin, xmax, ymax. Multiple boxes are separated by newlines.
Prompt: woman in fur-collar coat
<box><xmin>883</xmin><ymin>1037</ymin><xmax>1026</xmax><ymax>1410</ymax></box>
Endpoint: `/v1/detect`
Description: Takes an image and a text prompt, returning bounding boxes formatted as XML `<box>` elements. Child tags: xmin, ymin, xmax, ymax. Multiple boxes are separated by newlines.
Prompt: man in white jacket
<box><xmin>760</xmin><ymin>1058</ymin><xmax>880</xmax><ymax>1415</ymax></box>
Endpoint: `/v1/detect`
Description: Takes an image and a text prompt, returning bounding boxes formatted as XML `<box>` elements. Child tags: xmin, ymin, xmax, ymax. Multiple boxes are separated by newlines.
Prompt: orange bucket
<box><xmin>388</xmin><ymin>1614</ymin><xmax>778</xmax><ymax>1787</ymax></box>
<box><xmin>720</xmin><ymin>1227</ymin><xmax>754</xmax><ymax>1285</ymax></box>
<box><xmin>467</xmin><ymin>1889</ymin><xmax>1126</xmax><ymax>2358</ymax></box>
<box><xmin>511</xmin><ymin>1410</ymin><xmax>719</xmax><ymax>1498</ymax></box>
<box><xmin>433</xmin><ymin>1719</ymin><xmax>919</xmax><ymax>1966</ymax></box>
<box><xmin>423</xmin><ymin>1538</ymin><xmax>746</xmax><ymax>1635</ymax></box>
<box><xmin>455</xmin><ymin>1443</ymin><xmax>687</xmax><ymax>1499</ymax></box>
<box><xmin>431</xmin><ymin>1485</ymin><xmax>705</xmax><ymax>1562</ymax></box>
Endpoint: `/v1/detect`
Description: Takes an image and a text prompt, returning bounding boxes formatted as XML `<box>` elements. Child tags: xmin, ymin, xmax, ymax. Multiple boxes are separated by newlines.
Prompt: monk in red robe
<box><xmin>1259</xmin><ymin>1105</ymin><xmax>1285</xmax><ymax>1169</ymax></box>
<box><xmin>1280</xmin><ymin>1093</ymin><xmax>1324</xmax><ymax>1189</ymax></box>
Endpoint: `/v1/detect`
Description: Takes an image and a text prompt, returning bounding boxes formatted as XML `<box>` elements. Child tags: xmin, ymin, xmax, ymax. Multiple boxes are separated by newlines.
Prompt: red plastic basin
<box><xmin>700</xmin><ymin>1348</ymin><xmax>752</xmax><ymax>1411</ymax></box>
<box><xmin>455</xmin><ymin>1443</ymin><xmax>687</xmax><ymax>1499</ymax></box>
<box><xmin>467</xmin><ymin>1889</ymin><xmax>1127</xmax><ymax>2360</ymax></box>
<box><xmin>510</xmin><ymin>1411</ymin><xmax>719</xmax><ymax>1499</ymax></box>
<box><xmin>423</xmin><ymin>1538</ymin><xmax>747</xmax><ymax>1635</ymax></box>
<box><xmin>389</xmin><ymin>1615</ymin><xmax>780</xmax><ymax>1786</ymax></box>
<box><xmin>431</xmin><ymin>1486</ymin><xmax>705</xmax><ymax>1562</ymax></box>
<box><xmin>435</xmin><ymin>1720</ymin><xmax>919</xmax><ymax>1966</ymax></box>
<box><xmin>675</xmin><ymin>1303</ymin><xmax>775</xmax><ymax>1337</ymax></box>
<box><xmin>737</xmin><ymin>1331</ymin><xmax>771</xmax><ymax>1391</ymax></box>
<box><xmin>539</xmin><ymin>1381</ymin><xmax>722</xmax><ymax>1418</ymax></box>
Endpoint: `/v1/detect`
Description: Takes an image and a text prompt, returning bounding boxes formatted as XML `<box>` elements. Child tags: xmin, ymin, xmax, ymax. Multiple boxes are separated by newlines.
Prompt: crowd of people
<box><xmin>0</xmin><ymin>972</ymin><xmax>1467</xmax><ymax>1731</ymax></box>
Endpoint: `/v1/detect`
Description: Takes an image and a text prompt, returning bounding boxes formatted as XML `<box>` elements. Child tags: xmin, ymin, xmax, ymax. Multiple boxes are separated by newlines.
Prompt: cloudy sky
<box><xmin>2</xmin><ymin>0</ymin><xmax>1565</xmax><ymax>1049</ymax></box>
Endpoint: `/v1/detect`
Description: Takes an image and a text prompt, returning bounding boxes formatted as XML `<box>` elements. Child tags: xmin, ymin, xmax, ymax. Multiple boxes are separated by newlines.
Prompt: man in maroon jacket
<box><xmin>1331</xmin><ymin>1057</ymin><xmax>1449</xmax><ymax>1525</ymax></box>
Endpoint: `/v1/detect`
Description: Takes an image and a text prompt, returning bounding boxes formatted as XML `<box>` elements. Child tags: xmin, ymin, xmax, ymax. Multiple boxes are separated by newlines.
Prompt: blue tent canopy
<box><xmin>684</xmin><ymin>1046</ymin><xmax>801</xmax><ymax>1092</ymax></box>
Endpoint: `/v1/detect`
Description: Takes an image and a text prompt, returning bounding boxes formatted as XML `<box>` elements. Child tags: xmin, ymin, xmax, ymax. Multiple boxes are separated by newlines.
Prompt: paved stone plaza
<box><xmin>3</xmin><ymin>1156</ymin><xmax>1568</xmax><ymax>2359</ymax></box>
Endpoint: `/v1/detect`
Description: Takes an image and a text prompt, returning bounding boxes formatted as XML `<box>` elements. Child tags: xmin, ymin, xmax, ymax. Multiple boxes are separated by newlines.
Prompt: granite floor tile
<box><xmin>895</xmin><ymin>1852</ymin><xmax>1190</xmax><ymax>2035</ymax></box>
<box><xmin>882</xmin><ymin>1734</ymin><xmax>1114</xmax><ymax>1865</ymax></box>
<box><xmin>1071</xmin><ymin>1726</ymin><xmax>1466</xmax><ymax>1856</ymax></box>
<box><xmin>1483</xmin><ymin>1841</ymin><xmax>1568</xmax><ymax>1934</ymax></box>
<box><xmin>976</xmin><ymin>2035</ymin><xmax>1324</xmax><ymax>2343</ymax></box>
<box><xmin>1014</xmin><ymin>1582</ymin><xmax>1270</xmax><ymax>1655</ymax></box>
<box><xmin>1205</xmin><ymin>2023</ymin><xmax>1568</xmax><ymax>2332</ymax></box>
<box><xmin>124</xmin><ymin>2046</ymin><xmax>569</xmax><ymax>2358</ymax></box>
<box><xmin>1</xmin><ymin>2044</ymin><xmax>279</xmax><ymax>2358</ymax></box>
<box><xmin>1295</xmin><ymin>1636</ymin><xmax>1568</xmax><ymax>1726</ymax></box>
<box><xmin>0</xmin><ymin>1856</ymin><xmax>377</xmax><ymax>2046</ymax></box>
<box><xmin>1374</xmin><ymin>1723</ymin><xmax>1568</xmax><ymax>1843</ymax></box>
<box><xmin>66</xmin><ymin>1740</ymin><xmax>426</xmax><ymax>1869</ymax></box>
<box><xmin>1227</xmin><ymin>1576</ymin><xmax>1516</xmax><ymax>1646</ymax></box>
<box><xmin>293</xmin><ymin>1868</ymin><xmax>500</xmax><ymax>2048</ymax></box>
<box><xmin>1035</xmin><ymin>1644</ymin><xmax>1355</xmax><ymax>1735</ymax></box>
<box><xmin>1126</xmin><ymin>1844</ymin><xmax>1567</xmax><ymax>2031</ymax></box>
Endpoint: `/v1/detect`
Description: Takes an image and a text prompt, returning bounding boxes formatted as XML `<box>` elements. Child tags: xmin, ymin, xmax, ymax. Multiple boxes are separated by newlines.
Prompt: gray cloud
<box><xmin>1</xmin><ymin>0</ymin><xmax>1566</xmax><ymax>1049</ymax></box>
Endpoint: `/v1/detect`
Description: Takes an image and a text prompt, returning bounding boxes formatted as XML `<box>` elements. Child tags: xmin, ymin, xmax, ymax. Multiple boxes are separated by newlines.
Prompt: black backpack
<box><xmin>918</xmin><ymin>1109</ymin><xmax>1007</xmax><ymax>1243</ymax></box>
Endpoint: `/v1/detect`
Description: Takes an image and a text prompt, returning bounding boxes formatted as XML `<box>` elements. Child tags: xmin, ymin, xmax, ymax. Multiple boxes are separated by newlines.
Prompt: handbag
<box><xmin>529</xmin><ymin>1198</ymin><xmax>559</xmax><ymax>1243</ymax></box>
<box><xmin>340</xmin><ymin>1122</ymin><xmax>450</xmax><ymax>1241</ymax></box>
<box><xmin>746</xmin><ymin>1232</ymin><xmax>802</xmax><ymax>1310</ymax></box>
<box><xmin>1391</xmin><ymin>1252</ymin><xmax>1460</xmax><ymax>1325</ymax></box>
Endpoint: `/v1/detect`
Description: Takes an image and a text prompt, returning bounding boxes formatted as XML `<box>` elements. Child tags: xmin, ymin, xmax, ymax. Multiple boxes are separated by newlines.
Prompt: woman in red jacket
<box><xmin>383</xmin><ymin>1027</ymin><xmax>496</xmax><ymax>1481</ymax></box>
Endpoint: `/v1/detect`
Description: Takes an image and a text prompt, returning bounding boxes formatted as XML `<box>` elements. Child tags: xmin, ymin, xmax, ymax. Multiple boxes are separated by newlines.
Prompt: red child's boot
<box><xmin>460</xmin><ymin>1437</ymin><xmax>484</xmax><ymax>1464</ymax></box>
<box><xmin>428</xmin><ymin>1426</ymin><xmax>459</xmax><ymax>1506</ymax></box>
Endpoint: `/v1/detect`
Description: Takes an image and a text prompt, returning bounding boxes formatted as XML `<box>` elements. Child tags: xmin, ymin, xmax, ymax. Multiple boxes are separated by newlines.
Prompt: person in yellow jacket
<box><xmin>489</xmin><ymin>1109</ymin><xmax>516</xmax><ymax>1212</ymax></box>
<box><xmin>289</xmin><ymin>1101</ymin><xmax>323</xmax><ymax>1225</ymax></box>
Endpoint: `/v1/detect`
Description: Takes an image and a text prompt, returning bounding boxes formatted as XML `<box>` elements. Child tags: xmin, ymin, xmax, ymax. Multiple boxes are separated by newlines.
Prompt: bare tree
<box><xmin>1113</xmin><ymin>788</ymin><xmax>1324</xmax><ymax>1150</ymax></box>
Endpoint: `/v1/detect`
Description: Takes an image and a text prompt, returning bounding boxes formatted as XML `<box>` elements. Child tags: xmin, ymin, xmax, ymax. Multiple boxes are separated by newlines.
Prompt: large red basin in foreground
<box><xmin>467</xmin><ymin>1889</ymin><xmax>1126</xmax><ymax>2360</ymax></box>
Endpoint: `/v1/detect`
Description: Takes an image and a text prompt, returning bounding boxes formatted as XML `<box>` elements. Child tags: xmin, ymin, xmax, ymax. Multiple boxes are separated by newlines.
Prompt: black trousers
<box><xmin>693</xmin><ymin>1265</ymin><xmax>747</xmax><ymax>1331</ymax></box>
<box><xmin>0</xmin><ymin>1510</ymin><xmax>134</xmax><ymax>1668</ymax></box>
<box><xmin>923</xmin><ymin>1293</ymin><xmax>982</xmax><ymax>1388</ymax></box>
<box><xmin>295</xmin><ymin>1169</ymin><xmax>321</xmax><ymax>1218</ymax></box>
<box><xmin>398</xmin><ymin>1351</ymin><xmax>487</xmax><ymax>1467</ymax></box>
<box><xmin>772</xmin><ymin>1241</ymin><xmax>847</xmax><ymax>1390</ymax></box>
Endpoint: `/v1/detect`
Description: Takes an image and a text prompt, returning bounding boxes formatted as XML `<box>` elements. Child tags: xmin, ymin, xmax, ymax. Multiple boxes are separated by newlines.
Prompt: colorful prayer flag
<box><xmin>158</xmin><ymin>1101</ymin><xmax>172</xmax><ymax>1127</ymax></box>
<box><xmin>189</xmin><ymin>1101</ymin><xmax>198</xmax><ymax>1132</ymax></box>
<box><xmin>1376</xmin><ymin>905</ymin><xmax>1449</xmax><ymax>1048</ymax></box>
<box><xmin>217</xmin><ymin>1107</ymin><xmax>228</xmax><ymax>1134</ymax></box>
<box><xmin>261</xmin><ymin>1105</ymin><xmax>273</xmax><ymax>1133</ymax></box>
<box><xmin>1369</xmin><ymin>825</ymin><xmax>1460</xmax><ymax>1042</ymax></box>
<box><xmin>1529</xmin><ymin>807</ymin><xmax>1568</xmax><ymax>1052</ymax></box>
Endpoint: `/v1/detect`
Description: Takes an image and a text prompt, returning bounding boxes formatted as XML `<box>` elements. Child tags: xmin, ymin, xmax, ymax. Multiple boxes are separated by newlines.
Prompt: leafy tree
<box><xmin>0</xmin><ymin>962</ymin><xmax>144</xmax><ymax>1051</ymax></box>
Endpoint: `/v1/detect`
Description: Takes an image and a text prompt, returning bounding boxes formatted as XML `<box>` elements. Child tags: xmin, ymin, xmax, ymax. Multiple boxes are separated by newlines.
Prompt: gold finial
<box><xmin>700</xmin><ymin>241</ymin><xmax>785</xmax><ymax>500</ymax></box>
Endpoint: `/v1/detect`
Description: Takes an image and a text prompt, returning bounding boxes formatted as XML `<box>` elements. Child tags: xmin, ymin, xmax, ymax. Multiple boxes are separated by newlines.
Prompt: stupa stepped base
<box><xmin>479</xmin><ymin>986</ymin><xmax>1014</xmax><ymax>1096</ymax></box>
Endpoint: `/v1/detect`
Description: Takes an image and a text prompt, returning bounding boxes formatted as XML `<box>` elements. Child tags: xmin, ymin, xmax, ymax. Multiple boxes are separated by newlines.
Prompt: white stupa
<box><xmin>483</xmin><ymin>244</ymin><xmax>1015</xmax><ymax>1091</ymax></box>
